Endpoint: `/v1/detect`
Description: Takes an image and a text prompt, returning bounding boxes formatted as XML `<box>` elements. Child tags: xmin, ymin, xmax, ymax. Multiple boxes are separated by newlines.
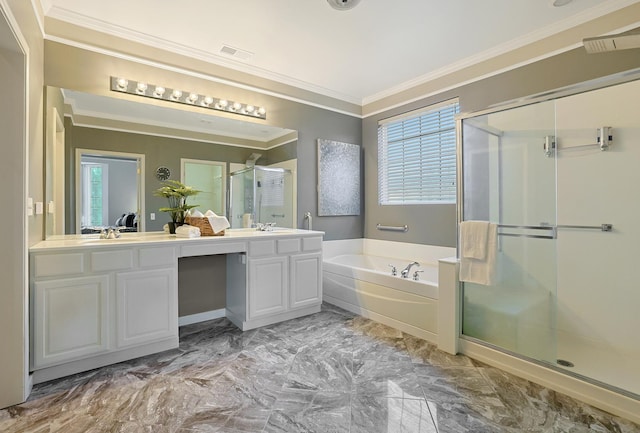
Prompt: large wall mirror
<box><xmin>44</xmin><ymin>86</ymin><xmax>298</xmax><ymax>238</ymax></box>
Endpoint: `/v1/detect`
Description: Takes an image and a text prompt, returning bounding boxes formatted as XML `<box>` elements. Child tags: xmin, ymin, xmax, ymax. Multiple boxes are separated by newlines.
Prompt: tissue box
<box><xmin>184</xmin><ymin>217</ymin><xmax>225</xmax><ymax>236</ymax></box>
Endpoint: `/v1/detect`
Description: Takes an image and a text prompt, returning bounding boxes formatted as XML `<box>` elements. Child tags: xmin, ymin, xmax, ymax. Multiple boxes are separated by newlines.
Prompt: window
<box><xmin>81</xmin><ymin>162</ymin><xmax>108</xmax><ymax>227</ymax></box>
<box><xmin>378</xmin><ymin>99</ymin><xmax>459</xmax><ymax>205</ymax></box>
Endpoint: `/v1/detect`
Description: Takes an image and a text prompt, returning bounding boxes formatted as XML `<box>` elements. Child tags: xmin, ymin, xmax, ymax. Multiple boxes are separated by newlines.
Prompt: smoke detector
<box><xmin>327</xmin><ymin>0</ymin><xmax>361</xmax><ymax>10</ymax></box>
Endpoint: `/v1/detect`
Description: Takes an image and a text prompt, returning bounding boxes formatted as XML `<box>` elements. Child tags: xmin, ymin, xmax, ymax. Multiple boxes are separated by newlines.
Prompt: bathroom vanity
<box><xmin>29</xmin><ymin>229</ymin><xmax>324</xmax><ymax>383</ymax></box>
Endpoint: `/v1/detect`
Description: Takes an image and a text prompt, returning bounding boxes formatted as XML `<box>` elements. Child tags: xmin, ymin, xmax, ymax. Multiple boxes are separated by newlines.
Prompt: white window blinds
<box><xmin>378</xmin><ymin>99</ymin><xmax>459</xmax><ymax>205</ymax></box>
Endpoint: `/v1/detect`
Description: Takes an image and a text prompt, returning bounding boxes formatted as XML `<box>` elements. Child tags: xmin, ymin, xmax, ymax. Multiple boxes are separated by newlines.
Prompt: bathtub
<box><xmin>323</xmin><ymin>239</ymin><xmax>456</xmax><ymax>342</ymax></box>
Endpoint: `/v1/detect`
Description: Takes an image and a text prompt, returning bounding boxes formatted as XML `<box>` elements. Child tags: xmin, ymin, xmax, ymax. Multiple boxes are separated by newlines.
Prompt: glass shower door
<box><xmin>460</xmin><ymin>100</ymin><xmax>558</xmax><ymax>364</ymax></box>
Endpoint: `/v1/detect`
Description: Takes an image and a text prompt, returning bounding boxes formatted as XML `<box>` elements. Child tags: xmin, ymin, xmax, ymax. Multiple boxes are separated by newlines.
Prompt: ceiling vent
<box><xmin>583</xmin><ymin>31</ymin><xmax>640</xmax><ymax>54</ymax></box>
<box><xmin>220</xmin><ymin>44</ymin><xmax>253</xmax><ymax>61</ymax></box>
<box><xmin>327</xmin><ymin>0</ymin><xmax>361</xmax><ymax>10</ymax></box>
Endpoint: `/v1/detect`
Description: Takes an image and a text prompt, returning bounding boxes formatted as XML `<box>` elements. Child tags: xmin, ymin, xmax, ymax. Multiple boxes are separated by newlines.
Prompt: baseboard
<box><xmin>32</xmin><ymin>337</ymin><xmax>178</xmax><ymax>384</ymax></box>
<box><xmin>460</xmin><ymin>339</ymin><xmax>640</xmax><ymax>425</ymax></box>
<box><xmin>323</xmin><ymin>295</ymin><xmax>438</xmax><ymax>344</ymax></box>
<box><xmin>178</xmin><ymin>309</ymin><xmax>226</xmax><ymax>326</ymax></box>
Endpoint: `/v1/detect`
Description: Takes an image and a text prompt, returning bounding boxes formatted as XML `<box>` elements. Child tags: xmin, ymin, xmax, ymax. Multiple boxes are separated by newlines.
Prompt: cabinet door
<box><xmin>248</xmin><ymin>256</ymin><xmax>288</xmax><ymax>319</ymax></box>
<box><xmin>33</xmin><ymin>275</ymin><xmax>110</xmax><ymax>369</ymax></box>
<box><xmin>290</xmin><ymin>252</ymin><xmax>322</xmax><ymax>309</ymax></box>
<box><xmin>116</xmin><ymin>268</ymin><xmax>177</xmax><ymax>348</ymax></box>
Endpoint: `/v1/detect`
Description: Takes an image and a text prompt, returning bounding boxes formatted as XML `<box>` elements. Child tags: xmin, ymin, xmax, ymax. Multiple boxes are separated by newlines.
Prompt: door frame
<box><xmin>75</xmin><ymin>149</ymin><xmax>145</xmax><ymax>233</ymax></box>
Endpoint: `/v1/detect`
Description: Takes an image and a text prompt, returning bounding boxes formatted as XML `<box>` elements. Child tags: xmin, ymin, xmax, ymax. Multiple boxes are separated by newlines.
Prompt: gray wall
<box><xmin>178</xmin><ymin>256</ymin><xmax>226</xmax><ymax>316</ymax></box>
<box><xmin>363</xmin><ymin>45</ymin><xmax>640</xmax><ymax>247</ymax></box>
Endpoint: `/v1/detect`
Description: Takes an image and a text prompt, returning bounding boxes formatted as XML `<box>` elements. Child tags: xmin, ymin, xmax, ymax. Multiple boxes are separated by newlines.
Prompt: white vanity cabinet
<box><xmin>30</xmin><ymin>245</ymin><xmax>178</xmax><ymax>382</ymax></box>
<box><xmin>30</xmin><ymin>230</ymin><xmax>323</xmax><ymax>383</ymax></box>
<box><xmin>228</xmin><ymin>235</ymin><xmax>323</xmax><ymax>330</ymax></box>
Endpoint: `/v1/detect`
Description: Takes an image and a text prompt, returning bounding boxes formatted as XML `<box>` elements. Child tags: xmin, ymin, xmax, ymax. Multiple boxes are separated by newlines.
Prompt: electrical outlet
<box><xmin>150</xmin><ymin>213</ymin><xmax>156</xmax><ymax>220</ymax></box>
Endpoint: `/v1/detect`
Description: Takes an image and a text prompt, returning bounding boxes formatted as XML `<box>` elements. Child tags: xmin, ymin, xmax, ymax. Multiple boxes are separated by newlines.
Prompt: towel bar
<box><xmin>495</xmin><ymin>223</ymin><xmax>613</xmax><ymax>240</ymax></box>
<box><xmin>376</xmin><ymin>224</ymin><xmax>408</xmax><ymax>232</ymax></box>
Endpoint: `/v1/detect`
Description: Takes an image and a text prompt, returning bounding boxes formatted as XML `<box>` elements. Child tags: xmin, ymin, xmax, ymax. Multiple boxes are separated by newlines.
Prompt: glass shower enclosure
<box><xmin>459</xmin><ymin>100</ymin><xmax>558</xmax><ymax>364</ymax></box>
<box><xmin>458</xmin><ymin>73</ymin><xmax>640</xmax><ymax>399</ymax></box>
<box><xmin>228</xmin><ymin>166</ymin><xmax>294</xmax><ymax>229</ymax></box>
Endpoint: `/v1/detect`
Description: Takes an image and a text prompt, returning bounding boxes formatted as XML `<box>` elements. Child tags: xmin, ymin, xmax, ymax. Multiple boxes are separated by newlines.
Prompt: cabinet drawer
<box><xmin>34</xmin><ymin>253</ymin><xmax>84</xmax><ymax>278</ymax></box>
<box><xmin>249</xmin><ymin>240</ymin><xmax>276</xmax><ymax>257</ymax></box>
<box><xmin>139</xmin><ymin>247</ymin><xmax>176</xmax><ymax>268</ymax></box>
<box><xmin>180</xmin><ymin>242</ymin><xmax>246</xmax><ymax>257</ymax></box>
<box><xmin>91</xmin><ymin>250</ymin><xmax>134</xmax><ymax>272</ymax></box>
<box><xmin>277</xmin><ymin>238</ymin><xmax>300</xmax><ymax>254</ymax></box>
<box><xmin>302</xmin><ymin>236</ymin><xmax>323</xmax><ymax>252</ymax></box>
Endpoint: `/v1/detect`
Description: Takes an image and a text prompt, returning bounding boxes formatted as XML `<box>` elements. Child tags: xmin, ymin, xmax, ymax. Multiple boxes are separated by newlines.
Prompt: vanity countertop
<box><xmin>31</xmin><ymin>228</ymin><xmax>325</xmax><ymax>251</ymax></box>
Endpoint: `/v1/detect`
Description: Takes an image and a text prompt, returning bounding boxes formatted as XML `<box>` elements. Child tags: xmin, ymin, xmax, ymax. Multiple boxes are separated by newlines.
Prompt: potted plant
<box><xmin>154</xmin><ymin>180</ymin><xmax>200</xmax><ymax>233</ymax></box>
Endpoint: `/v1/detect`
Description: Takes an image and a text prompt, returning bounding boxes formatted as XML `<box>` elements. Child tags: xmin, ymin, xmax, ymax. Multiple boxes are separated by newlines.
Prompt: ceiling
<box><xmin>41</xmin><ymin>0</ymin><xmax>639</xmax><ymax>106</ymax></box>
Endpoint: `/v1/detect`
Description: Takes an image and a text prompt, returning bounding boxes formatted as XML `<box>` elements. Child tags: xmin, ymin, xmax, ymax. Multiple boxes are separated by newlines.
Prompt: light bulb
<box><xmin>136</xmin><ymin>82</ymin><xmax>148</xmax><ymax>94</ymax></box>
<box><xmin>172</xmin><ymin>89</ymin><xmax>183</xmax><ymax>99</ymax></box>
<box><xmin>202</xmin><ymin>96</ymin><xmax>214</xmax><ymax>106</ymax></box>
<box><xmin>233</xmin><ymin>102</ymin><xmax>242</xmax><ymax>111</ymax></box>
<box><xmin>246</xmin><ymin>105</ymin><xmax>255</xmax><ymax>113</ymax></box>
<box><xmin>187</xmin><ymin>93</ymin><xmax>199</xmax><ymax>103</ymax></box>
<box><xmin>218</xmin><ymin>99</ymin><xmax>228</xmax><ymax>108</ymax></box>
<box><xmin>153</xmin><ymin>86</ymin><xmax>166</xmax><ymax>97</ymax></box>
<box><xmin>257</xmin><ymin>107</ymin><xmax>266</xmax><ymax>115</ymax></box>
<box><xmin>116</xmin><ymin>78</ymin><xmax>128</xmax><ymax>90</ymax></box>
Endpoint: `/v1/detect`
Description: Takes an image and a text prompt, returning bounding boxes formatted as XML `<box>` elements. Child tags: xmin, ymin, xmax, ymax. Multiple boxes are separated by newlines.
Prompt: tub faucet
<box><xmin>401</xmin><ymin>261</ymin><xmax>420</xmax><ymax>279</ymax></box>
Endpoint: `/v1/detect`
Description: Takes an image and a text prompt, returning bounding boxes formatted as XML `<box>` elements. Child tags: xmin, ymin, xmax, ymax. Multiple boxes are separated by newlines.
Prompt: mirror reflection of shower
<box><xmin>229</xmin><ymin>165</ymin><xmax>294</xmax><ymax>229</ymax></box>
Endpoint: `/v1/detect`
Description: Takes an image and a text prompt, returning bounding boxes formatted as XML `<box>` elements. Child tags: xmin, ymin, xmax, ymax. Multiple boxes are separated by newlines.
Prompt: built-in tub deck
<box><xmin>322</xmin><ymin>239</ymin><xmax>455</xmax><ymax>342</ymax></box>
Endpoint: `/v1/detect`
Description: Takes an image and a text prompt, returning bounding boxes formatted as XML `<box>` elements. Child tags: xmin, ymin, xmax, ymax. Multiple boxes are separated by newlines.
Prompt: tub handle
<box><xmin>413</xmin><ymin>270</ymin><xmax>424</xmax><ymax>281</ymax></box>
<box><xmin>388</xmin><ymin>264</ymin><xmax>397</xmax><ymax>276</ymax></box>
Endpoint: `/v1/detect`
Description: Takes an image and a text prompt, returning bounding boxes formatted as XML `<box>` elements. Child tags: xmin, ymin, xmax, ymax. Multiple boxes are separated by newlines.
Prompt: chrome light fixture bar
<box><xmin>110</xmin><ymin>77</ymin><xmax>267</xmax><ymax>120</ymax></box>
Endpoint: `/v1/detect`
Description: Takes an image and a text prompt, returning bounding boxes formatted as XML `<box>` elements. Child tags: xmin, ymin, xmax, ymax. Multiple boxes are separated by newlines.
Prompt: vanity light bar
<box><xmin>110</xmin><ymin>77</ymin><xmax>267</xmax><ymax>120</ymax></box>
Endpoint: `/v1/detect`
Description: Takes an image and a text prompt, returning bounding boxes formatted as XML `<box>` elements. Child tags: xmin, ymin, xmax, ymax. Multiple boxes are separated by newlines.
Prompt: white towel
<box><xmin>203</xmin><ymin>210</ymin><xmax>230</xmax><ymax>234</ymax></box>
<box><xmin>189</xmin><ymin>209</ymin><xmax>204</xmax><ymax>218</ymax></box>
<box><xmin>461</xmin><ymin>221</ymin><xmax>490</xmax><ymax>259</ymax></box>
<box><xmin>175</xmin><ymin>224</ymin><xmax>201</xmax><ymax>238</ymax></box>
<box><xmin>206</xmin><ymin>215</ymin><xmax>230</xmax><ymax>234</ymax></box>
<box><xmin>459</xmin><ymin>221</ymin><xmax>497</xmax><ymax>286</ymax></box>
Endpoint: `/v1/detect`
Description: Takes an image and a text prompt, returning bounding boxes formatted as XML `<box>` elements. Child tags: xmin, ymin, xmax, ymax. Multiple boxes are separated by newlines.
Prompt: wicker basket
<box><xmin>184</xmin><ymin>217</ymin><xmax>225</xmax><ymax>236</ymax></box>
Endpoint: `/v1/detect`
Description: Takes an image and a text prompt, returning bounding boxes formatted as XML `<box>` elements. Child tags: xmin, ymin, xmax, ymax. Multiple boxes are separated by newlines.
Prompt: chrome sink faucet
<box><xmin>401</xmin><ymin>261</ymin><xmax>420</xmax><ymax>279</ymax></box>
<box><xmin>256</xmin><ymin>222</ymin><xmax>276</xmax><ymax>232</ymax></box>
<box><xmin>100</xmin><ymin>227</ymin><xmax>121</xmax><ymax>239</ymax></box>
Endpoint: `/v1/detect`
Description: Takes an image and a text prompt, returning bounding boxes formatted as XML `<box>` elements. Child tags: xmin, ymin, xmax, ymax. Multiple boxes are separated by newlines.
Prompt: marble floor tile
<box><xmin>351</xmin><ymin>394</ymin><xmax>437</xmax><ymax>433</ymax></box>
<box><xmin>265</xmin><ymin>389</ymin><xmax>351</xmax><ymax>433</ymax></box>
<box><xmin>1</xmin><ymin>303</ymin><xmax>638</xmax><ymax>433</ymax></box>
<box><xmin>353</xmin><ymin>359</ymin><xmax>424</xmax><ymax>399</ymax></box>
<box><xmin>284</xmin><ymin>351</ymin><xmax>353</xmax><ymax>392</ymax></box>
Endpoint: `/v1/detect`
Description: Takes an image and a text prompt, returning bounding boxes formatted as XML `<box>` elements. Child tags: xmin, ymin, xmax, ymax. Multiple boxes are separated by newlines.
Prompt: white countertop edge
<box><xmin>31</xmin><ymin>229</ymin><xmax>325</xmax><ymax>251</ymax></box>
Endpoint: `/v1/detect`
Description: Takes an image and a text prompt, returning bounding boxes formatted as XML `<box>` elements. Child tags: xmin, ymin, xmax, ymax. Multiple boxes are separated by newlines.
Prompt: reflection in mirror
<box><xmin>181</xmin><ymin>159</ymin><xmax>226</xmax><ymax>216</ymax></box>
<box><xmin>76</xmin><ymin>150</ymin><xmax>143</xmax><ymax>234</ymax></box>
<box><xmin>44</xmin><ymin>86</ymin><xmax>297</xmax><ymax>238</ymax></box>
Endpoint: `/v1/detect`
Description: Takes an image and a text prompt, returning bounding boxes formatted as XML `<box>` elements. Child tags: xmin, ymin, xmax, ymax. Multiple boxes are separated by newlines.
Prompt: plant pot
<box><xmin>167</xmin><ymin>221</ymin><xmax>184</xmax><ymax>234</ymax></box>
